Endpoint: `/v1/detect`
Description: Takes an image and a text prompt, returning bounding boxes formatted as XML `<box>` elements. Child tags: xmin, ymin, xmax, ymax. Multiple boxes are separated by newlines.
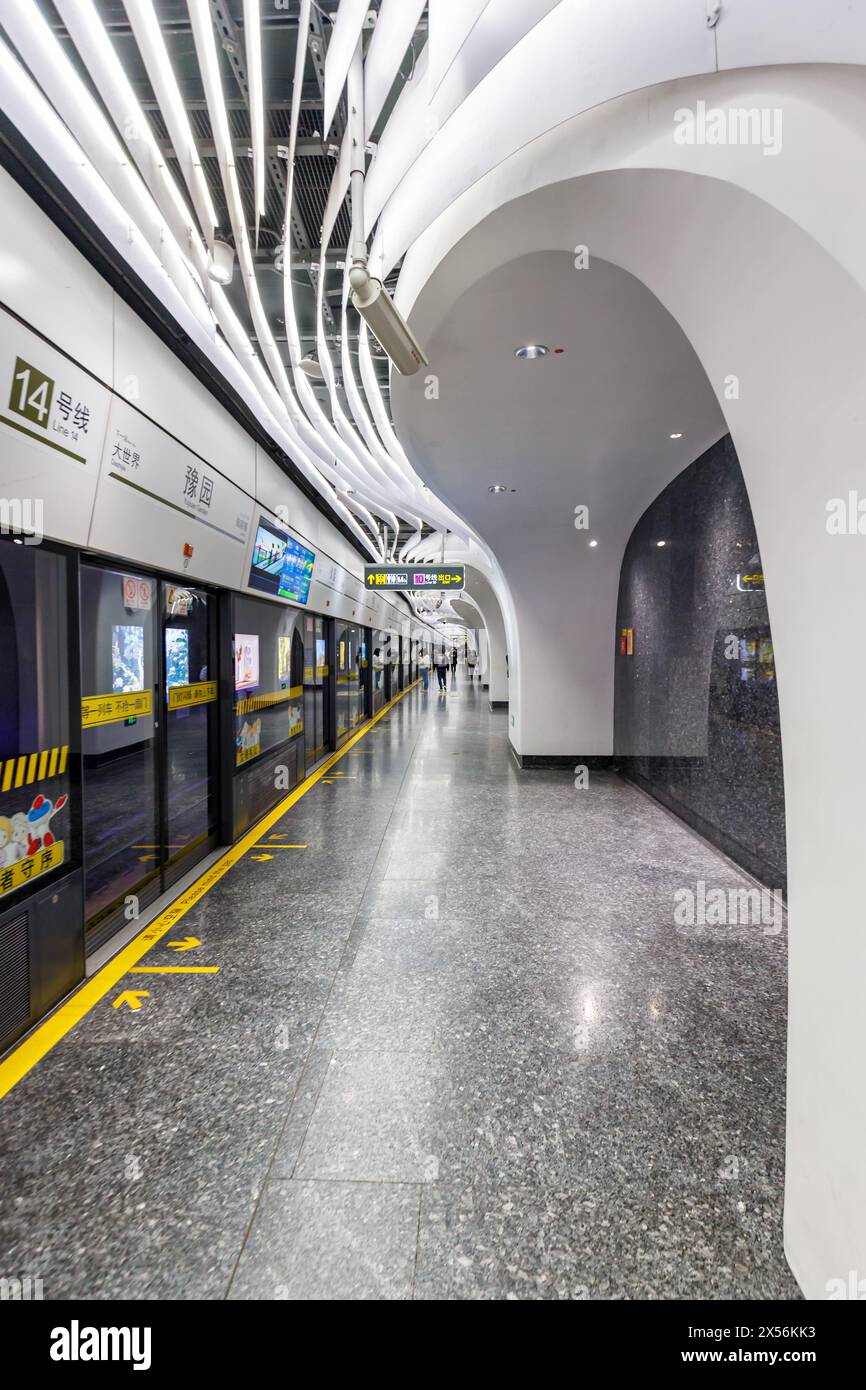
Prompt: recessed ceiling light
<box><xmin>489</xmin><ymin>484</ymin><xmax>508</xmax><ymax>493</ymax></box>
<box><xmin>669</xmin><ymin>432</ymin><xmax>683</xmax><ymax>440</ymax></box>
<box><xmin>514</xmin><ymin>344</ymin><xmax>549</xmax><ymax>361</ymax></box>
<box><xmin>656</xmin><ymin>540</ymin><xmax>666</xmax><ymax>547</ymax></box>
<box><xmin>588</xmin><ymin>539</ymin><xmax>598</xmax><ymax>548</ymax></box>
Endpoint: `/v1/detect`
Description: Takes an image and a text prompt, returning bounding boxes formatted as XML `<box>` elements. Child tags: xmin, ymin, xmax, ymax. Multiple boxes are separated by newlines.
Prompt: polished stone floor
<box><xmin>0</xmin><ymin>672</ymin><xmax>799</xmax><ymax>1299</ymax></box>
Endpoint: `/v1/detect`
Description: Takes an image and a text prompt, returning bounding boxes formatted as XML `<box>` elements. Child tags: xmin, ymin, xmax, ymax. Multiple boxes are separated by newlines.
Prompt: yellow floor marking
<box><xmin>130</xmin><ymin>966</ymin><xmax>220</xmax><ymax>975</ymax></box>
<box><xmin>0</xmin><ymin>679</ymin><xmax>420</xmax><ymax>1100</ymax></box>
<box><xmin>251</xmin><ymin>844</ymin><xmax>307</xmax><ymax>850</ymax></box>
<box><xmin>112</xmin><ymin>990</ymin><xmax>149</xmax><ymax>1011</ymax></box>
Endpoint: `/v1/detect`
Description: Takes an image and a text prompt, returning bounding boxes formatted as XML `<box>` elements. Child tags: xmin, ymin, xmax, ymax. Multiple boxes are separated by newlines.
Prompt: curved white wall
<box><xmin>388</xmin><ymin>62</ymin><xmax>866</xmax><ymax>1297</ymax></box>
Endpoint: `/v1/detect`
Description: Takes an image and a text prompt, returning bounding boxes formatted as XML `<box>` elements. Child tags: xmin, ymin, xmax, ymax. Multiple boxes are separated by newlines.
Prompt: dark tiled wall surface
<box><xmin>614</xmin><ymin>435</ymin><xmax>786</xmax><ymax>889</ymax></box>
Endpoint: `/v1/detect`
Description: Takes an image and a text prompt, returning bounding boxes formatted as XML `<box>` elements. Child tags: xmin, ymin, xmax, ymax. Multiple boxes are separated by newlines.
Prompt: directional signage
<box><xmin>365</xmin><ymin>566</ymin><xmax>465</xmax><ymax>592</ymax></box>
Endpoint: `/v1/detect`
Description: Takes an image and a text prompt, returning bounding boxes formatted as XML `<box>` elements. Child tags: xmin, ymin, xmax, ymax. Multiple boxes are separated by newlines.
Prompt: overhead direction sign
<box><xmin>365</xmin><ymin>566</ymin><xmax>465</xmax><ymax>592</ymax></box>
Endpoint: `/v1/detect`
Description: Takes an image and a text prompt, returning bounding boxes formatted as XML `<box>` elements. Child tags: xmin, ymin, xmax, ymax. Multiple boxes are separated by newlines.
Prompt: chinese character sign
<box><xmin>364</xmin><ymin>566</ymin><xmax>465</xmax><ymax>591</ymax></box>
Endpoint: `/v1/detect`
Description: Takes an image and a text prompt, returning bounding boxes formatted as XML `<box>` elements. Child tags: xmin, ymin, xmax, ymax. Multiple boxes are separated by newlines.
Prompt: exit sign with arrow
<box><xmin>364</xmin><ymin>566</ymin><xmax>465</xmax><ymax>591</ymax></box>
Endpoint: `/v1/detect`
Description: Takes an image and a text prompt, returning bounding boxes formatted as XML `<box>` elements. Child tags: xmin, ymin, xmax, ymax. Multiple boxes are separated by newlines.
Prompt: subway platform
<box><xmin>0</xmin><ymin>675</ymin><xmax>797</xmax><ymax>1300</ymax></box>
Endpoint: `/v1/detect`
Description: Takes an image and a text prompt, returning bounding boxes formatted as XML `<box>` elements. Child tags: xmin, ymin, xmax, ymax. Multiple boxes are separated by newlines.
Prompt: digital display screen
<box><xmin>249</xmin><ymin>516</ymin><xmax>315</xmax><ymax>604</ymax></box>
<box><xmin>278</xmin><ymin>635</ymin><xmax>291</xmax><ymax>682</ymax></box>
<box><xmin>112</xmin><ymin>624</ymin><xmax>144</xmax><ymax>693</ymax></box>
<box><xmin>234</xmin><ymin>634</ymin><xmax>259</xmax><ymax>691</ymax></box>
<box><xmin>165</xmin><ymin>628</ymin><xmax>190</xmax><ymax>687</ymax></box>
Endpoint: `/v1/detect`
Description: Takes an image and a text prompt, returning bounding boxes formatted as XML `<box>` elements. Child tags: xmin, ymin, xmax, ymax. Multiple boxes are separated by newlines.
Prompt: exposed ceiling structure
<box><xmin>0</xmin><ymin>0</ymin><xmax>478</xmax><ymax>629</ymax></box>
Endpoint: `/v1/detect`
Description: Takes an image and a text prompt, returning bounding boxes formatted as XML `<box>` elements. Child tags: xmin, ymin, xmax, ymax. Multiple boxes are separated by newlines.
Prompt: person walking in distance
<box><xmin>418</xmin><ymin>647</ymin><xmax>431</xmax><ymax>691</ymax></box>
<box><xmin>435</xmin><ymin>645</ymin><xmax>449</xmax><ymax>691</ymax></box>
<box><xmin>466</xmin><ymin>647</ymin><xmax>478</xmax><ymax>680</ymax></box>
<box><xmin>450</xmin><ymin>646</ymin><xmax>458</xmax><ymax>676</ymax></box>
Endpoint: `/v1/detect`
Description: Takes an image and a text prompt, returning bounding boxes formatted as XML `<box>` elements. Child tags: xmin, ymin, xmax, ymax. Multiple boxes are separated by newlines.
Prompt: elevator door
<box><xmin>80</xmin><ymin>564</ymin><xmax>218</xmax><ymax>949</ymax></box>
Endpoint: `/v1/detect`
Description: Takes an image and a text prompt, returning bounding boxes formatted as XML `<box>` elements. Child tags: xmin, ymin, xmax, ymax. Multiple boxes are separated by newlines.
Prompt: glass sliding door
<box><xmin>336</xmin><ymin>621</ymin><xmax>366</xmax><ymax>747</ymax></box>
<box><xmin>80</xmin><ymin>564</ymin><xmax>219</xmax><ymax>948</ymax></box>
<box><xmin>372</xmin><ymin>628</ymin><xmax>390</xmax><ymax>713</ymax></box>
<box><xmin>80</xmin><ymin>563</ymin><xmax>160</xmax><ymax>946</ymax></box>
<box><xmin>231</xmin><ymin>594</ymin><xmax>305</xmax><ymax>838</ymax></box>
<box><xmin>303</xmin><ymin>613</ymin><xmax>329</xmax><ymax>771</ymax></box>
<box><xmin>0</xmin><ymin>539</ymin><xmax>78</xmax><ymax>907</ymax></box>
<box><xmin>162</xmin><ymin>582</ymin><xmax>218</xmax><ymax>890</ymax></box>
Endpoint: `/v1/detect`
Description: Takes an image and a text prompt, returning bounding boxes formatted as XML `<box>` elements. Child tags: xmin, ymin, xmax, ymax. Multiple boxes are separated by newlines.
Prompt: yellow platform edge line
<box><xmin>0</xmin><ymin>680</ymin><xmax>419</xmax><ymax>1101</ymax></box>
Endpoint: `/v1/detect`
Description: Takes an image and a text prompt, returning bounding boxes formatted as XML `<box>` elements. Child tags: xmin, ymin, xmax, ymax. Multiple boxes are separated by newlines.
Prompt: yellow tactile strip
<box><xmin>0</xmin><ymin>680</ymin><xmax>419</xmax><ymax>1101</ymax></box>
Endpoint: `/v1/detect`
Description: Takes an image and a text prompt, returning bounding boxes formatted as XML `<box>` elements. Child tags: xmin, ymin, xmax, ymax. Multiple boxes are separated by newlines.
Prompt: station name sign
<box><xmin>365</xmin><ymin>566</ymin><xmax>465</xmax><ymax>592</ymax></box>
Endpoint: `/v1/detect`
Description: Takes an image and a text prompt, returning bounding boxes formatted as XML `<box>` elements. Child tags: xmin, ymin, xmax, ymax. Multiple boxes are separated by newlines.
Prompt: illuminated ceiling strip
<box><xmin>323</xmin><ymin>0</ymin><xmax>369</xmax><ymax>137</ymax></box>
<box><xmin>280</xmin><ymin>8</ymin><xmax>400</xmax><ymax>556</ymax></box>
<box><xmin>186</xmin><ymin>0</ymin><xmax>342</xmax><ymax>476</ymax></box>
<box><xmin>119</xmin><ymin>2</ymin><xmax>342</xmax><ymax>488</ymax></box>
<box><xmin>0</xmin><ymin>2</ymin><xmax>209</xmax><ymax>331</ymax></box>
<box><xmin>52</xmin><ymin>0</ymin><xmax>209</xmax><ymax>288</ymax></box>
<box><xmin>317</xmin><ymin>55</ymin><xmax>412</xmax><ymax>505</ymax></box>
<box><xmin>364</xmin><ymin>0</ymin><xmax>426</xmax><ymax>140</ymax></box>
<box><xmin>242</xmin><ymin>0</ymin><xmax>266</xmax><ymax>244</ymax></box>
<box><xmin>324</xmin><ymin>47</ymin><xmax>471</xmax><ymax>542</ymax></box>
<box><xmin>122</xmin><ymin>0</ymin><xmax>218</xmax><ymax>242</ymax></box>
<box><xmin>0</xmin><ymin>29</ymin><xmax>375</xmax><ymax>559</ymax></box>
<box><xmin>428</xmin><ymin>0</ymin><xmax>493</xmax><ymax>97</ymax></box>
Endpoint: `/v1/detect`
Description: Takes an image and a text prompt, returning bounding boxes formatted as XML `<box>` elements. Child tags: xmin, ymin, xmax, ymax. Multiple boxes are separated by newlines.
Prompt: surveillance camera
<box><xmin>350</xmin><ymin>267</ymin><xmax>429</xmax><ymax>377</ymax></box>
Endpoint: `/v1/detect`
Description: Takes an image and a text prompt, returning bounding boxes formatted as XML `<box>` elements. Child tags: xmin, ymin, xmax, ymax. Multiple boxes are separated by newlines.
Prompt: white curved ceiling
<box><xmin>392</xmin><ymin>247</ymin><xmax>726</xmax><ymax>559</ymax></box>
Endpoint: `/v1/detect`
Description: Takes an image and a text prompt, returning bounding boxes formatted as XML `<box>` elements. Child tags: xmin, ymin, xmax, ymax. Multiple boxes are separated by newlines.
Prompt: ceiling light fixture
<box><xmin>656</xmin><ymin>540</ymin><xmax>667</xmax><ymax>547</ymax></box>
<box><xmin>488</xmin><ymin>484</ymin><xmax>508</xmax><ymax>494</ymax></box>
<box><xmin>514</xmin><ymin>344</ymin><xmax>549</xmax><ymax>360</ymax></box>
<box><xmin>207</xmin><ymin>239</ymin><xmax>235</xmax><ymax>285</ymax></box>
<box><xmin>299</xmin><ymin>353</ymin><xmax>325</xmax><ymax>380</ymax></box>
<box><xmin>589</xmin><ymin>539</ymin><xmax>598</xmax><ymax>548</ymax></box>
<box><xmin>669</xmin><ymin>432</ymin><xmax>683</xmax><ymax>439</ymax></box>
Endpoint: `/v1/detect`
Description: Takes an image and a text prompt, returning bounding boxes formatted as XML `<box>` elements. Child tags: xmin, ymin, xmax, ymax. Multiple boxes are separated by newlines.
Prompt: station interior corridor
<box><xmin>0</xmin><ymin>671</ymin><xmax>795</xmax><ymax>1301</ymax></box>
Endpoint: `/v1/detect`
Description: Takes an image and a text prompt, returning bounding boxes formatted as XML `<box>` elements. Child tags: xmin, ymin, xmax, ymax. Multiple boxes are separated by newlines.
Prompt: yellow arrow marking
<box><xmin>130</xmin><ymin>966</ymin><xmax>219</xmax><ymax>975</ymax></box>
<box><xmin>112</xmin><ymin>990</ymin><xmax>149</xmax><ymax>1011</ymax></box>
<box><xmin>168</xmin><ymin>936</ymin><xmax>200</xmax><ymax>952</ymax></box>
<box><xmin>251</xmin><ymin>853</ymin><xmax>273</xmax><ymax>862</ymax></box>
<box><xmin>0</xmin><ymin>678</ymin><xmax>421</xmax><ymax>1101</ymax></box>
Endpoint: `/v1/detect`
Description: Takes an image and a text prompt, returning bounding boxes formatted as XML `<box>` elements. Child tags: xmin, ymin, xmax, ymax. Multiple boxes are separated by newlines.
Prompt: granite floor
<box><xmin>0</xmin><ymin>672</ymin><xmax>799</xmax><ymax>1300</ymax></box>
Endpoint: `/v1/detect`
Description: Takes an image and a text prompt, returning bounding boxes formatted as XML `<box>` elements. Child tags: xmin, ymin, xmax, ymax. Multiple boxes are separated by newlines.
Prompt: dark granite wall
<box><xmin>614</xmin><ymin>435</ymin><xmax>786</xmax><ymax>889</ymax></box>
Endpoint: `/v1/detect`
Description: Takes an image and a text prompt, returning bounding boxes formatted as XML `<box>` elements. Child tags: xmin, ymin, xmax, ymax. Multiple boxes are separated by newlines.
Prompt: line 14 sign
<box><xmin>365</xmin><ymin>566</ymin><xmax>465</xmax><ymax>591</ymax></box>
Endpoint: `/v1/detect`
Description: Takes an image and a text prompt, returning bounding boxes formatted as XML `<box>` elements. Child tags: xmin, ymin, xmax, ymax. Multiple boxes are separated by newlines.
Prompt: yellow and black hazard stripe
<box><xmin>234</xmin><ymin>685</ymin><xmax>302</xmax><ymax>716</ymax></box>
<box><xmin>0</xmin><ymin>744</ymin><xmax>68</xmax><ymax>794</ymax></box>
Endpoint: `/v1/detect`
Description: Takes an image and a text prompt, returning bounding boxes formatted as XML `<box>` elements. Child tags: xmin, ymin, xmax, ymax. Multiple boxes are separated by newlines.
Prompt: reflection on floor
<box><xmin>0</xmin><ymin>672</ymin><xmax>799</xmax><ymax>1299</ymax></box>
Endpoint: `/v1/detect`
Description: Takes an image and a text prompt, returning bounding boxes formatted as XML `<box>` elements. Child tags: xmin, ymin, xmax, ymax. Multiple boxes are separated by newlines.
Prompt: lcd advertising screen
<box><xmin>234</xmin><ymin>634</ymin><xmax>260</xmax><ymax>691</ymax></box>
<box><xmin>248</xmin><ymin>516</ymin><xmax>315</xmax><ymax>604</ymax></box>
<box><xmin>277</xmin><ymin>635</ymin><xmax>291</xmax><ymax>682</ymax></box>
<box><xmin>112</xmin><ymin>624</ymin><xmax>145</xmax><ymax>693</ymax></box>
<box><xmin>165</xmin><ymin>628</ymin><xmax>190</xmax><ymax>688</ymax></box>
